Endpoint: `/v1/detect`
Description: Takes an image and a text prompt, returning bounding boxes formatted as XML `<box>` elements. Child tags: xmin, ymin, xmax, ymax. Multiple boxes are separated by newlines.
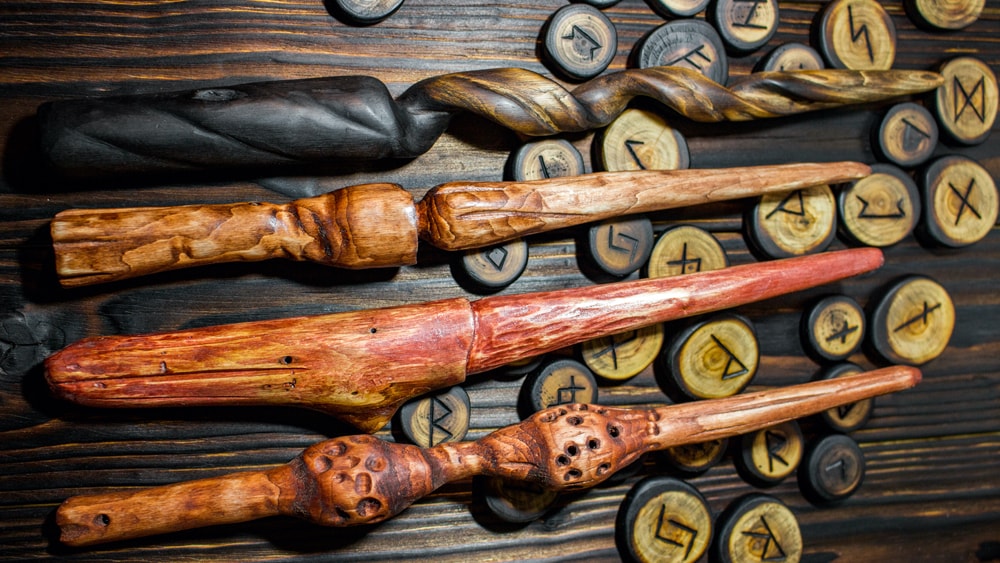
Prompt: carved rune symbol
<box><xmin>953</xmin><ymin>75</ymin><xmax>987</xmax><ymax>123</ymax></box>
<box><xmin>608</xmin><ymin>226</ymin><xmax>641</xmax><ymax>262</ymax></box>
<box><xmin>556</xmin><ymin>375</ymin><xmax>588</xmax><ymax>405</ymax></box>
<box><xmin>537</xmin><ymin>155</ymin><xmax>552</xmax><ymax>179</ymax></box>
<box><xmin>709</xmin><ymin>334</ymin><xmax>749</xmax><ymax>380</ymax></box>
<box><xmin>667</xmin><ymin>44</ymin><xmax>712</xmax><ymax>71</ymax></box>
<box><xmin>655</xmin><ymin>505</ymin><xmax>699</xmax><ymax>559</ymax></box>
<box><xmin>765</xmin><ymin>190</ymin><xmax>807</xmax><ymax>221</ymax></box>
<box><xmin>836</xmin><ymin>402</ymin><xmax>857</xmax><ymax>419</ymax></box>
<box><xmin>563</xmin><ymin>25</ymin><xmax>602</xmax><ymax>60</ymax></box>
<box><xmin>901</xmin><ymin>118</ymin><xmax>932</xmax><ymax>152</ymax></box>
<box><xmin>764</xmin><ymin>430</ymin><xmax>789</xmax><ymax>472</ymax></box>
<box><xmin>847</xmin><ymin>4</ymin><xmax>875</xmax><ymax>63</ymax></box>
<box><xmin>949</xmin><ymin>178</ymin><xmax>982</xmax><ymax>225</ymax></box>
<box><xmin>486</xmin><ymin>245</ymin><xmax>509</xmax><ymax>271</ymax></box>
<box><xmin>427</xmin><ymin>396</ymin><xmax>454</xmax><ymax>446</ymax></box>
<box><xmin>667</xmin><ymin>242</ymin><xmax>703</xmax><ymax>274</ymax></box>
<box><xmin>825</xmin><ymin>457</ymin><xmax>848</xmax><ymax>481</ymax></box>
<box><xmin>893</xmin><ymin>301</ymin><xmax>942</xmax><ymax>332</ymax></box>
<box><xmin>741</xmin><ymin>515</ymin><xmax>787</xmax><ymax>561</ymax></box>
<box><xmin>591</xmin><ymin>331</ymin><xmax>638</xmax><ymax>370</ymax></box>
<box><xmin>826</xmin><ymin>319</ymin><xmax>859</xmax><ymax>344</ymax></box>
<box><xmin>732</xmin><ymin>0</ymin><xmax>768</xmax><ymax>29</ymax></box>
<box><xmin>857</xmin><ymin>195</ymin><xmax>906</xmax><ymax>219</ymax></box>
<box><xmin>624</xmin><ymin>139</ymin><xmax>646</xmax><ymax>169</ymax></box>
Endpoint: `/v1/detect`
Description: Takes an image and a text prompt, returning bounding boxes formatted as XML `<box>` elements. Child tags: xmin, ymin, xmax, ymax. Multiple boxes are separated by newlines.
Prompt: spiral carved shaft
<box><xmin>38</xmin><ymin>66</ymin><xmax>942</xmax><ymax>176</ymax></box>
<box><xmin>54</xmin><ymin>366</ymin><xmax>920</xmax><ymax>547</ymax></box>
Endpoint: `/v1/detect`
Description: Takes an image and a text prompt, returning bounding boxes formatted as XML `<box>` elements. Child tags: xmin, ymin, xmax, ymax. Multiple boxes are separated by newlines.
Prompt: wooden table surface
<box><xmin>1</xmin><ymin>1</ymin><xmax>997</xmax><ymax>560</ymax></box>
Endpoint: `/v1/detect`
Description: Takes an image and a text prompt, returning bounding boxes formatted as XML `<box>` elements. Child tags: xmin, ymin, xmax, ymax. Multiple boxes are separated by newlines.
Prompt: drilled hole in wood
<box><xmin>566</xmin><ymin>444</ymin><xmax>579</xmax><ymax>456</ymax></box>
<box><xmin>280</xmin><ymin>356</ymin><xmax>293</xmax><ymax>365</ymax></box>
<box><xmin>588</xmin><ymin>438</ymin><xmax>600</xmax><ymax>450</ymax></box>
<box><xmin>369</xmin><ymin>327</ymin><xmax>377</xmax><ymax>334</ymax></box>
<box><xmin>556</xmin><ymin>455</ymin><xmax>570</xmax><ymax>466</ymax></box>
<box><xmin>596</xmin><ymin>463</ymin><xmax>611</xmax><ymax>475</ymax></box>
<box><xmin>567</xmin><ymin>416</ymin><xmax>583</xmax><ymax>426</ymax></box>
<box><xmin>565</xmin><ymin>468</ymin><xmax>582</xmax><ymax>480</ymax></box>
<box><xmin>95</xmin><ymin>514</ymin><xmax>110</xmax><ymax>527</ymax></box>
<box><xmin>607</xmin><ymin>424</ymin><xmax>621</xmax><ymax>438</ymax></box>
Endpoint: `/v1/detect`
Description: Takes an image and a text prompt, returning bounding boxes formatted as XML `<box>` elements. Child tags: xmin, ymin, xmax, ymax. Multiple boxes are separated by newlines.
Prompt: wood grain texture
<box><xmin>1</xmin><ymin>1</ymin><xmax>998</xmax><ymax>560</ymax></box>
<box><xmin>52</xmin><ymin>366</ymin><xmax>919</xmax><ymax>547</ymax></box>
<box><xmin>44</xmin><ymin>249</ymin><xmax>882</xmax><ymax>431</ymax></box>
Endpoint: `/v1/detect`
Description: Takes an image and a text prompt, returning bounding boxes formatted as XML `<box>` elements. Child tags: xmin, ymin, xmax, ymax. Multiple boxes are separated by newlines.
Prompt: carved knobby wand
<box><xmin>54</xmin><ymin>365</ymin><xmax>921</xmax><ymax>547</ymax></box>
<box><xmin>37</xmin><ymin>66</ymin><xmax>942</xmax><ymax>176</ymax></box>
<box><xmin>52</xmin><ymin>162</ymin><xmax>870</xmax><ymax>287</ymax></box>
<box><xmin>46</xmin><ymin>248</ymin><xmax>885</xmax><ymax>432</ymax></box>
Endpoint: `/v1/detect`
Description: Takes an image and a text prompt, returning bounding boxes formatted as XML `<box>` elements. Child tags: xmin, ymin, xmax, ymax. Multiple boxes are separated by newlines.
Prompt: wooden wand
<box><xmin>54</xmin><ymin>364</ymin><xmax>921</xmax><ymax>547</ymax></box>
<box><xmin>47</xmin><ymin>248</ymin><xmax>884</xmax><ymax>432</ymax></box>
<box><xmin>52</xmin><ymin>161</ymin><xmax>870</xmax><ymax>287</ymax></box>
<box><xmin>37</xmin><ymin>66</ymin><xmax>941</xmax><ymax>176</ymax></box>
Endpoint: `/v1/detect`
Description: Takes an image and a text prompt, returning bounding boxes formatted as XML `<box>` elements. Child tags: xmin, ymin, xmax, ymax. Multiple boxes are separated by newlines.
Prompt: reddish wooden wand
<box><xmin>47</xmin><ymin>248</ymin><xmax>885</xmax><ymax>432</ymax></box>
<box><xmin>54</xmin><ymin>365</ymin><xmax>920</xmax><ymax>547</ymax></box>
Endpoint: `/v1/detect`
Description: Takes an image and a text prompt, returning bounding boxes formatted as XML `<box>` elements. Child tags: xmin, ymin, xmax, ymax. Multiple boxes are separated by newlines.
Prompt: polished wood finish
<box><xmin>616</xmin><ymin>476</ymin><xmax>713</xmax><ymax>563</ymax></box>
<box><xmin>44</xmin><ymin>249</ymin><xmax>883</xmax><ymax>431</ymax></box>
<box><xmin>597</xmin><ymin>108</ymin><xmax>690</xmax><ymax>171</ymax></box>
<box><xmin>838</xmin><ymin>164</ymin><xmax>921</xmax><ymax>248</ymax></box>
<box><xmin>798</xmin><ymin>433</ymin><xmax>866</xmax><ymax>504</ymax></box>
<box><xmin>37</xmin><ymin>65</ymin><xmax>940</xmax><ymax>178</ymax></box>
<box><xmin>801</xmin><ymin>295</ymin><xmax>866</xmax><ymax>362</ymax></box>
<box><xmin>933</xmin><ymin>57</ymin><xmax>998</xmax><ymax>145</ymax></box>
<box><xmin>542</xmin><ymin>4</ymin><xmax>618</xmax><ymax>81</ymax></box>
<box><xmin>869</xmin><ymin>275</ymin><xmax>956</xmax><ymax>366</ymax></box>
<box><xmin>919</xmin><ymin>155</ymin><xmax>999</xmax><ymax>247</ymax></box>
<box><xmin>51</xmin><ymin>162</ymin><xmax>869</xmax><ymax>287</ymax></box>
<box><xmin>746</xmin><ymin>184</ymin><xmax>837</xmax><ymax>258</ymax></box>
<box><xmin>818</xmin><ymin>0</ymin><xmax>898</xmax><ymax>70</ymax></box>
<box><xmin>712</xmin><ymin>494</ymin><xmax>802</xmax><ymax>563</ymax></box>
<box><xmin>708</xmin><ymin>0</ymin><xmax>780</xmax><ymax>54</ymax></box>
<box><xmin>659</xmin><ymin>314</ymin><xmax>760</xmax><ymax>400</ymax></box>
<box><xmin>735</xmin><ymin>419</ymin><xmax>805</xmax><ymax>486</ymax></box>
<box><xmin>2</xmin><ymin>2</ymin><xmax>998</xmax><ymax>560</ymax></box>
<box><xmin>53</xmin><ymin>366</ymin><xmax>920</xmax><ymax>547</ymax></box>
<box><xmin>905</xmin><ymin>0</ymin><xmax>985</xmax><ymax>29</ymax></box>
<box><xmin>874</xmin><ymin>102</ymin><xmax>939</xmax><ymax>167</ymax></box>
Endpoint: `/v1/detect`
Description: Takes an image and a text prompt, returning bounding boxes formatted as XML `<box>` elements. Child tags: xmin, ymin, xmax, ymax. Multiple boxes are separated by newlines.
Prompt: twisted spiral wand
<box><xmin>54</xmin><ymin>365</ymin><xmax>920</xmax><ymax>546</ymax></box>
<box><xmin>38</xmin><ymin>66</ymin><xmax>942</xmax><ymax>176</ymax></box>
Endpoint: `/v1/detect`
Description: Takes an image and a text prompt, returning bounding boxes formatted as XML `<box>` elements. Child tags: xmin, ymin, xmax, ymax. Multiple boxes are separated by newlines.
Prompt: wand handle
<box><xmin>56</xmin><ymin>468</ymin><xmax>283</xmax><ymax>547</ymax></box>
<box><xmin>52</xmin><ymin>183</ymin><xmax>419</xmax><ymax>287</ymax></box>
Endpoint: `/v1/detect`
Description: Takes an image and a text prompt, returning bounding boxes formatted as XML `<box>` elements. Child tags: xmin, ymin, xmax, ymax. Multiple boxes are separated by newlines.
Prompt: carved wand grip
<box><xmin>45</xmin><ymin>248</ymin><xmax>885</xmax><ymax>432</ymax></box>
<box><xmin>55</xmin><ymin>365</ymin><xmax>920</xmax><ymax>547</ymax></box>
<box><xmin>52</xmin><ymin>162</ymin><xmax>869</xmax><ymax>287</ymax></box>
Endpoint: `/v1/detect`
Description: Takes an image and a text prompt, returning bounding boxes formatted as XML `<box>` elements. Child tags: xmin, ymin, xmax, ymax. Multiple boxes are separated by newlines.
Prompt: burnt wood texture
<box><xmin>1</xmin><ymin>1</ymin><xmax>998</xmax><ymax>561</ymax></box>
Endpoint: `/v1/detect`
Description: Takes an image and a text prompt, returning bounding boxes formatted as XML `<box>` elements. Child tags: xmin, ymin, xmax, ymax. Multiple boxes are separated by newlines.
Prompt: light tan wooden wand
<box><xmin>51</xmin><ymin>162</ymin><xmax>871</xmax><ymax>287</ymax></box>
<box><xmin>54</xmin><ymin>365</ymin><xmax>920</xmax><ymax>547</ymax></box>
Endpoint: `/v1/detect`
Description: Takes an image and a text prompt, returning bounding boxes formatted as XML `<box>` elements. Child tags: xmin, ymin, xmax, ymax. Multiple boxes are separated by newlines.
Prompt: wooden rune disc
<box><xmin>869</xmin><ymin>275</ymin><xmax>955</xmax><ymax>366</ymax></box>
<box><xmin>707</xmin><ymin>0</ymin><xmax>779</xmax><ymax>54</ymax></box>
<box><xmin>659</xmin><ymin>314</ymin><xmax>759</xmax><ymax>401</ymax></box>
<box><xmin>398</xmin><ymin>386</ymin><xmax>471</xmax><ymax>447</ymax></box>
<box><xmin>508</xmin><ymin>139</ymin><xmax>586</xmax><ymax>181</ymax></box>
<box><xmin>333</xmin><ymin>0</ymin><xmax>405</xmax><ymax>24</ymax></box>
<box><xmin>616</xmin><ymin>476</ymin><xmax>713</xmax><ymax>563</ymax></box>
<box><xmin>543</xmin><ymin>4</ymin><xmax>618</xmax><ymax>81</ymax></box>
<box><xmin>817</xmin><ymin>0</ymin><xmax>897</xmax><ymax>71</ymax></box>
<box><xmin>918</xmin><ymin>155</ymin><xmax>999</xmax><ymax>247</ymax></box>
<box><xmin>582</xmin><ymin>0</ymin><xmax>621</xmax><ymax>7</ymax></box>
<box><xmin>735</xmin><ymin>420</ymin><xmax>804</xmax><ymax>487</ymax></box>
<box><xmin>520</xmin><ymin>358</ymin><xmax>599</xmax><ymax>415</ymax></box>
<box><xmin>754</xmin><ymin>42</ymin><xmax>825</xmax><ymax>72</ymax></box>
<box><xmin>905</xmin><ymin>0</ymin><xmax>985</xmax><ymax>30</ymax></box>
<box><xmin>456</xmin><ymin>238</ymin><xmax>530</xmax><ymax>292</ymax></box>
<box><xmin>745</xmin><ymin>185</ymin><xmax>837</xmax><ymax>259</ymax></box>
<box><xmin>838</xmin><ymin>164</ymin><xmax>921</xmax><ymax>248</ymax></box>
<box><xmin>660</xmin><ymin>437</ymin><xmax>729</xmax><ymax>475</ymax></box>
<box><xmin>580</xmin><ymin>324</ymin><xmax>665</xmax><ymax>381</ymax></box>
<box><xmin>712</xmin><ymin>494</ymin><xmax>803</xmax><ymax>563</ymax></box>
<box><xmin>874</xmin><ymin>102</ymin><xmax>939</xmax><ymax>168</ymax></box>
<box><xmin>586</xmin><ymin>216</ymin><xmax>655</xmax><ymax>277</ymax></box>
<box><xmin>478</xmin><ymin>476</ymin><xmax>559</xmax><ymax>523</ymax></box>
<box><xmin>814</xmin><ymin>362</ymin><xmax>874</xmax><ymax>433</ymax></box>
<box><xmin>798</xmin><ymin>433</ymin><xmax>866</xmax><ymax>504</ymax></box>
<box><xmin>801</xmin><ymin>295</ymin><xmax>866</xmax><ymax>362</ymax></box>
<box><xmin>645</xmin><ymin>0</ymin><xmax>711</xmax><ymax>18</ymax></box>
<box><xmin>645</xmin><ymin>225</ymin><xmax>728</xmax><ymax>279</ymax></box>
<box><xmin>597</xmin><ymin>109</ymin><xmax>690</xmax><ymax>172</ymax></box>
<box><xmin>498</xmin><ymin>355</ymin><xmax>546</xmax><ymax>378</ymax></box>
<box><xmin>633</xmin><ymin>19</ymin><xmax>729</xmax><ymax>85</ymax></box>
<box><xmin>933</xmin><ymin>57</ymin><xmax>998</xmax><ymax>145</ymax></box>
